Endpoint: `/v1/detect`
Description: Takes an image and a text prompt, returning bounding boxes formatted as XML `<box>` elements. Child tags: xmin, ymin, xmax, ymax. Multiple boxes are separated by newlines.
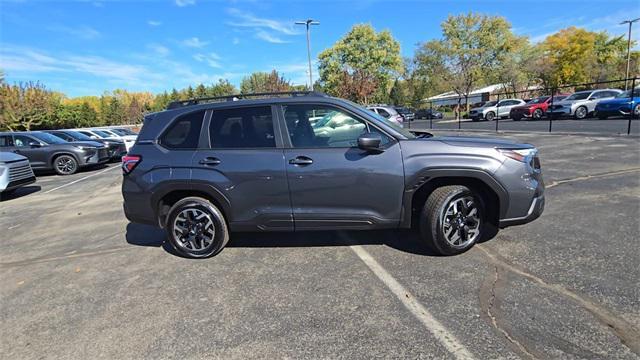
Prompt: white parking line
<box><xmin>349</xmin><ymin>244</ymin><xmax>475</xmax><ymax>360</ymax></box>
<box><xmin>42</xmin><ymin>165</ymin><xmax>119</xmax><ymax>194</ymax></box>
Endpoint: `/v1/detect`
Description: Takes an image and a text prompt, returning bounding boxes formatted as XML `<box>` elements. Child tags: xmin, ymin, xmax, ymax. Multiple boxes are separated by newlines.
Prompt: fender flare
<box><xmin>401</xmin><ymin>168</ymin><xmax>509</xmax><ymax>228</ymax></box>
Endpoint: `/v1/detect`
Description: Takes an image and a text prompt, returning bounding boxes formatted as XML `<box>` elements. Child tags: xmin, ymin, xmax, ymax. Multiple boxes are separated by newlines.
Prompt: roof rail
<box><xmin>166</xmin><ymin>91</ymin><xmax>327</xmax><ymax>110</ymax></box>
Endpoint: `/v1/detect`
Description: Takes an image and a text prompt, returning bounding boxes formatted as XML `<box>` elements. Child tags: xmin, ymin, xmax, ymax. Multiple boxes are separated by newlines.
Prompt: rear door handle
<box><xmin>289</xmin><ymin>156</ymin><xmax>313</xmax><ymax>166</ymax></box>
<box><xmin>198</xmin><ymin>157</ymin><xmax>221</xmax><ymax>166</ymax></box>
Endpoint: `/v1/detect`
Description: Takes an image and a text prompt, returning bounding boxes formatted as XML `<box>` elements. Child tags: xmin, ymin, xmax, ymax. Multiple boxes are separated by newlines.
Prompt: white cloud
<box><xmin>147</xmin><ymin>20</ymin><xmax>162</xmax><ymax>26</ymax></box>
<box><xmin>226</xmin><ymin>8</ymin><xmax>301</xmax><ymax>36</ymax></box>
<box><xmin>255</xmin><ymin>30</ymin><xmax>289</xmax><ymax>44</ymax></box>
<box><xmin>181</xmin><ymin>37</ymin><xmax>209</xmax><ymax>48</ymax></box>
<box><xmin>147</xmin><ymin>44</ymin><xmax>170</xmax><ymax>57</ymax></box>
<box><xmin>175</xmin><ymin>0</ymin><xmax>195</xmax><ymax>7</ymax></box>
<box><xmin>232</xmin><ymin>37</ymin><xmax>240</xmax><ymax>45</ymax></box>
<box><xmin>49</xmin><ymin>25</ymin><xmax>101</xmax><ymax>40</ymax></box>
<box><xmin>193</xmin><ymin>53</ymin><xmax>222</xmax><ymax>68</ymax></box>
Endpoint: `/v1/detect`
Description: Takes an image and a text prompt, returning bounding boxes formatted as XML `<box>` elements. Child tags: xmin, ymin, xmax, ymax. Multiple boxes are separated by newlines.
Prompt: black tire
<box><xmin>574</xmin><ymin>106</ymin><xmax>588</xmax><ymax>120</ymax></box>
<box><xmin>512</xmin><ymin>115</ymin><xmax>522</xmax><ymax>121</ymax></box>
<box><xmin>419</xmin><ymin>185</ymin><xmax>485</xmax><ymax>256</ymax></box>
<box><xmin>533</xmin><ymin>108</ymin><xmax>543</xmax><ymax>120</ymax></box>
<box><xmin>166</xmin><ymin>197</ymin><xmax>229</xmax><ymax>258</ymax></box>
<box><xmin>53</xmin><ymin>154</ymin><xmax>78</xmax><ymax>175</ymax></box>
<box><xmin>485</xmin><ymin>111</ymin><xmax>495</xmax><ymax>121</ymax></box>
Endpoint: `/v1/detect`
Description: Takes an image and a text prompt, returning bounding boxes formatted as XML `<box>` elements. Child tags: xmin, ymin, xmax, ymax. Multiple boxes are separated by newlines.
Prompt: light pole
<box><xmin>295</xmin><ymin>19</ymin><xmax>319</xmax><ymax>90</ymax></box>
<box><xmin>620</xmin><ymin>17</ymin><xmax>640</xmax><ymax>90</ymax></box>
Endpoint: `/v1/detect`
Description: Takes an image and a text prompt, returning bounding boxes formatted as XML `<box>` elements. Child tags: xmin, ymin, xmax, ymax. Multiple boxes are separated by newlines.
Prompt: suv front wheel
<box><xmin>166</xmin><ymin>197</ymin><xmax>229</xmax><ymax>258</ymax></box>
<box><xmin>419</xmin><ymin>186</ymin><xmax>484</xmax><ymax>255</ymax></box>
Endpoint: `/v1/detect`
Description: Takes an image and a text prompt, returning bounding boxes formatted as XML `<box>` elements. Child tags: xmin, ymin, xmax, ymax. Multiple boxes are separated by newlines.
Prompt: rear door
<box><xmin>192</xmin><ymin>105</ymin><xmax>292</xmax><ymax>231</ymax></box>
<box><xmin>279</xmin><ymin>103</ymin><xmax>405</xmax><ymax>230</ymax></box>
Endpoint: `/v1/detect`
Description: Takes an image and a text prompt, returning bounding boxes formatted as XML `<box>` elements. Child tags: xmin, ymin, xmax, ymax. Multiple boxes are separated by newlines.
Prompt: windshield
<box><xmin>527</xmin><ymin>96</ymin><xmax>549</xmax><ymax>104</ymax></box>
<box><xmin>342</xmin><ymin>99</ymin><xmax>415</xmax><ymax>138</ymax></box>
<box><xmin>565</xmin><ymin>92</ymin><xmax>591</xmax><ymax>101</ymax></box>
<box><xmin>112</xmin><ymin>128</ymin><xmax>136</xmax><ymax>135</ymax></box>
<box><xmin>395</xmin><ymin>107</ymin><xmax>410</xmax><ymax>114</ymax></box>
<box><xmin>65</xmin><ymin>131</ymin><xmax>93</xmax><ymax>141</ymax></box>
<box><xmin>31</xmin><ymin>132</ymin><xmax>67</xmax><ymax>144</ymax></box>
<box><xmin>615</xmin><ymin>89</ymin><xmax>639</xmax><ymax>98</ymax></box>
<box><xmin>92</xmin><ymin>130</ymin><xmax>112</xmax><ymax>138</ymax></box>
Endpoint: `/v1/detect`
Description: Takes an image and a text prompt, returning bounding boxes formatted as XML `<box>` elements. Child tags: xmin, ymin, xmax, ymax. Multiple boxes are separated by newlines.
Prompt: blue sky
<box><xmin>1</xmin><ymin>0</ymin><xmax>639</xmax><ymax>97</ymax></box>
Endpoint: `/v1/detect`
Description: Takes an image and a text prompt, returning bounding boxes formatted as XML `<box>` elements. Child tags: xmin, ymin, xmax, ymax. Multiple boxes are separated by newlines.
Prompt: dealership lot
<box><xmin>1</xmin><ymin>133</ymin><xmax>639</xmax><ymax>359</ymax></box>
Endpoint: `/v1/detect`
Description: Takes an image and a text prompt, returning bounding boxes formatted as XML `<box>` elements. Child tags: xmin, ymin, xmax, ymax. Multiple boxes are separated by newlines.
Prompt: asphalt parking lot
<box><xmin>1</xmin><ymin>132</ymin><xmax>639</xmax><ymax>359</ymax></box>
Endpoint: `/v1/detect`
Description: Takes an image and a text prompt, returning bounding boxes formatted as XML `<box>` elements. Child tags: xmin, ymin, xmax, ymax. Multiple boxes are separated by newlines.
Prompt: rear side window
<box><xmin>160</xmin><ymin>110</ymin><xmax>205</xmax><ymax>149</ymax></box>
<box><xmin>209</xmin><ymin>106</ymin><xmax>275</xmax><ymax>148</ymax></box>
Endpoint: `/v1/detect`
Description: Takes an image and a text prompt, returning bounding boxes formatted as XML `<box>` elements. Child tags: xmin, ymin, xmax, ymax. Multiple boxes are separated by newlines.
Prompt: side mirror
<box><xmin>29</xmin><ymin>142</ymin><xmax>42</xmax><ymax>148</ymax></box>
<box><xmin>357</xmin><ymin>133</ymin><xmax>382</xmax><ymax>152</ymax></box>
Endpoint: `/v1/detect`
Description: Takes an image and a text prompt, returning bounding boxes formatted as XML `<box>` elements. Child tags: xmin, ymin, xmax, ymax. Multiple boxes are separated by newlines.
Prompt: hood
<box><xmin>430</xmin><ymin>135</ymin><xmax>534</xmax><ymax>149</ymax></box>
<box><xmin>0</xmin><ymin>151</ymin><xmax>29</xmax><ymax>163</ymax></box>
<box><xmin>66</xmin><ymin>141</ymin><xmax>106</xmax><ymax>148</ymax></box>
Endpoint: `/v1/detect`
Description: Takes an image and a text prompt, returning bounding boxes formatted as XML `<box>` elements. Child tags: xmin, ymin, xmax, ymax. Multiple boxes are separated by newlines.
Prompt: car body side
<box><xmin>122</xmin><ymin>96</ymin><xmax>544</xmax><ymax>234</ymax></box>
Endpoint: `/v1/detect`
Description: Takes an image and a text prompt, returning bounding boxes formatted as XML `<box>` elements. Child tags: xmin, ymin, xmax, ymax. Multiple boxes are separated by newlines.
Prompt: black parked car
<box><xmin>394</xmin><ymin>107</ymin><xmax>415</xmax><ymax>121</ymax></box>
<box><xmin>44</xmin><ymin>130</ymin><xmax>127</xmax><ymax>161</ymax></box>
<box><xmin>0</xmin><ymin>131</ymin><xmax>110</xmax><ymax>175</ymax></box>
<box><xmin>122</xmin><ymin>91</ymin><xmax>544</xmax><ymax>259</ymax></box>
<box><xmin>415</xmin><ymin>108</ymin><xmax>443</xmax><ymax>119</ymax></box>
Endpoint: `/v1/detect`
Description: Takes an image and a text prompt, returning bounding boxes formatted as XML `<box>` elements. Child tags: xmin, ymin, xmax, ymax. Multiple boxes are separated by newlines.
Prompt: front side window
<box><xmin>14</xmin><ymin>135</ymin><xmax>38</xmax><ymax>147</ymax></box>
<box><xmin>209</xmin><ymin>106</ymin><xmax>275</xmax><ymax>148</ymax></box>
<box><xmin>160</xmin><ymin>110</ymin><xmax>205</xmax><ymax>149</ymax></box>
<box><xmin>284</xmin><ymin>104</ymin><xmax>390</xmax><ymax>148</ymax></box>
<box><xmin>30</xmin><ymin>132</ymin><xmax>66</xmax><ymax>144</ymax></box>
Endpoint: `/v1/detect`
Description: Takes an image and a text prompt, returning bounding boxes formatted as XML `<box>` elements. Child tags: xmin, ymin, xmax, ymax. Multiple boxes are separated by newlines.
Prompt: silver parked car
<box><xmin>0</xmin><ymin>152</ymin><xmax>36</xmax><ymax>195</ymax></box>
<box><xmin>469</xmin><ymin>99</ymin><xmax>526</xmax><ymax>121</ymax></box>
<box><xmin>366</xmin><ymin>105</ymin><xmax>405</xmax><ymax>127</ymax></box>
<box><xmin>547</xmin><ymin>89</ymin><xmax>622</xmax><ymax>119</ymax></box>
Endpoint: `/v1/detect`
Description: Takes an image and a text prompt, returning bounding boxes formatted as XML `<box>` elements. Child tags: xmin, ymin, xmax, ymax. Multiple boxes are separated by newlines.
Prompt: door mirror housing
<box><xmin>357</xmin><ymin>133</ymin><xmax>382</xmax><ymax>152</ymax></box>
<box><xmin>29</xmin><ymin>141</ymin><xmax>42</xmax><ymax>148</ymax></box>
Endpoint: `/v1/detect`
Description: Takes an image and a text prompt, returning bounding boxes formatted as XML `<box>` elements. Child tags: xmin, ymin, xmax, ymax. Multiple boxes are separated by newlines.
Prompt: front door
<box><xmin>13</xmin><ymin>134</ymin><xmax>48</xmax><ymax>169</ymax></box>
<box><xmin>280</xmin><ymin>103</ymin><xmax>405</xmax><ymax>230</ymax></box>
<box><xmin>192</xmin><ymin>105</ymin><xmax>292</xmax><ymax>231</ymax></box>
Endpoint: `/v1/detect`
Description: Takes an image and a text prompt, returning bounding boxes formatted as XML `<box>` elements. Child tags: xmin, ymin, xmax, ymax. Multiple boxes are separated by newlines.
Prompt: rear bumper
<box><xmin>499</xmin><ymin>194</ymin><xmax>545</xmax><ymax>228</ymax></box>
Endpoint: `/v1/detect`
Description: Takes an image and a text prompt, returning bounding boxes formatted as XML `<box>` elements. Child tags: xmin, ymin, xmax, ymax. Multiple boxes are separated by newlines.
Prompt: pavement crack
<box><xmin>546</xmin><ymin>168</ymin><xmax>640</xmax><ymax>188</ymax></box>
<box><xmin>480</xmin><ymin>264</ymin><xmax>538</xmax><ymax>359</ymax></box>
<box><xmin>477</xmin><ymin>245</ymin><xmax>640</xmax><ymax>355</ymax></box>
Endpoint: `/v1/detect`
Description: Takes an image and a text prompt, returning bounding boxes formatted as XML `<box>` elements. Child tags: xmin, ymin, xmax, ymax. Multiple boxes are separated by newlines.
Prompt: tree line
<box><xmin>1</xmin><ymin>13</ymin><xmax>638</xmax><ymax>131</ymax></box>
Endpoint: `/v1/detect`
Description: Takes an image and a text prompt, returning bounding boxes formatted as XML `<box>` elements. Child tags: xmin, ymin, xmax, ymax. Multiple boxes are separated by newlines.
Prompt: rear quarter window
<box><xmin>160</xmin><ymin>110</ymin><xmax>205</xmax><ymax>149</ymax></box>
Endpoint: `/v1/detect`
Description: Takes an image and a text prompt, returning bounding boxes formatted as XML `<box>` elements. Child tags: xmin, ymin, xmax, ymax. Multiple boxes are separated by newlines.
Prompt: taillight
<box><xmin>122</xmin><ymin>155</ymin><xmax>141</xmax><ymax>174</ymax></box>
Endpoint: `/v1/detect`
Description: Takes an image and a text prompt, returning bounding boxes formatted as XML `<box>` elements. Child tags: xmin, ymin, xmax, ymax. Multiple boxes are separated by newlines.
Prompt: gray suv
<box><xmin>122</xmin><ymin>92</ymin><xmax>544</xmax><ymax>258</ymax></box>
<box><xmin>0</xmin><ymin>131</ymin><xmax>110</xmax><ymax>175</ymax></box>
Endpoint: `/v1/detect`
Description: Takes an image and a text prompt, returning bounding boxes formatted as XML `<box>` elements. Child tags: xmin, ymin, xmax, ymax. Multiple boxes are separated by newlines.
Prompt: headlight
<box><xmin>73</xmin><ymin>145</ymin><xmax>88</xmax><ymax>150</ymax></box>
<box><xmin>497</xmin><ymin>148</ymin><xmax>537</xmax><ymax>162</ymax></box>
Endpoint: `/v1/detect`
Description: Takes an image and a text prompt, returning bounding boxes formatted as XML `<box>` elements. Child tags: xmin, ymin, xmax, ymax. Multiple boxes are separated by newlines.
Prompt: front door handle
<box><xmin>198</xmin><ymin>157</ymin><xmax>221</xmax><ymax>166</ymax></box>
<box><xmin>289</xmin><ymin>156</ymin><xmax>313</xmax><ymax>166</ymax></box>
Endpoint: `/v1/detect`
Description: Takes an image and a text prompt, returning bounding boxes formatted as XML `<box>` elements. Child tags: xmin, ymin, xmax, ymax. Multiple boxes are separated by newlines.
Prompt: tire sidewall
<box><xmin>533</xmin><ymin>109</ymin><xmax>543</xmax><ymax>119</ymax></box>
<box><xmin>485</xmin><ymin>112</ymin><xmax>495</xmax><ymax>121</ymax></box>
<box><xmin>575</xmin><ymin>106</ymin><xmax>587</xmax><ymax>119</ymax></box>
<box><xmin>166</xmin><ymin>197</ymin><xmax>229</xmax><ymax>258</ymax></box>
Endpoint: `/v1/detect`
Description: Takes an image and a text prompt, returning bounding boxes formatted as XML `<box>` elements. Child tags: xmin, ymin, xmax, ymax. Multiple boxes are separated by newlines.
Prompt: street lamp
<box><xmin>295</xmin><ymin>19</ymin><xmax>320</xmax><ymax>90</ymax></box>
<box><xmin>620</xmin><ymin>17</ymin><xmax>640</xmax><ymax>90</ymax></box>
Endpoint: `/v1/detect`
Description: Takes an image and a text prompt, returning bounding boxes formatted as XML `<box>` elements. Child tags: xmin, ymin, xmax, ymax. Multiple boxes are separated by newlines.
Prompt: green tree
<box><xmin>0</xmin><ymin>82</ymin><xmax>56</xmax><ymax>131</ymax></box>
<box><xmin>207</xmin><ymin>79</ymin><xmax>237</xmax><ymax>96</ymax></box>
<box><xmin>240</xmin><ymin>70</ymin><xmax>292</xmax><ymax>94</ymax></box>
<box><xmin>389</xmin><ymin>78</ymin><xmax>407</xmax><ymax>106</ymax></box>
<box><xmin>318</xmin><ymin>24</ymin><xmax>402</xmax><ymax>104</ymax></box>
<box><xmin>195</xmin><ymin>83</ymin><xmax>207</xmax><ymax>98</ymax></box>
<box><xmin>414</xmin><ymin>13</ymin><xmax>517</xmax><ymax>112</ymax></box>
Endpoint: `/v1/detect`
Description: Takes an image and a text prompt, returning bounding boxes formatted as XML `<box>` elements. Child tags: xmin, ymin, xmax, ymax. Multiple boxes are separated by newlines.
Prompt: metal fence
<box><xmin>407</xmin><ymin>77</ymin><xmax>639</xmax><ymax>135</ymax></box>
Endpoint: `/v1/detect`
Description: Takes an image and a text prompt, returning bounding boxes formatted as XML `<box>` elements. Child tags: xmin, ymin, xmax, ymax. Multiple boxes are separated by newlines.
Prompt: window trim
<box><xmin>276</xmin><ymin>102</ymin><xmax>397</xmax><ymax>150</ymax></box>
<box><xmin>204</xmin><ymin>104</ymin><xmax>283</xmax><ymax>150</ymax></box>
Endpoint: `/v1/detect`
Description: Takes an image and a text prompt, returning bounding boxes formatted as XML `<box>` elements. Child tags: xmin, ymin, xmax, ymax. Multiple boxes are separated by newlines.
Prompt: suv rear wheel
<box><xmin>166</xmin><ymin>197</ymin><xmax>229</xmax><ymax>258</ymax></box>
<box><xmin>419</xmin><ymin>186</ymin><xmax>483</xmax><ymax>255</ymax></box>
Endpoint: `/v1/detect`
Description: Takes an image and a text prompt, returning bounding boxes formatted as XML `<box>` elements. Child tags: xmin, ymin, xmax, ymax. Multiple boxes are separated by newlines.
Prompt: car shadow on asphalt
<box><xmin>0</xmin><ymin>185</ymin><xmax>41</xmax><ymax>202</ymax></box>
<box><xmin>125</xmin><ymin>223</ymin><xmax>446</xmax><ymax>257</ymax></box>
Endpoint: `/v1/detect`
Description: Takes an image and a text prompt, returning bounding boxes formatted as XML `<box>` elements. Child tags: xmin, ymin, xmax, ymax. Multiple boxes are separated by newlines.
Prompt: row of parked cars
<box><xmin>0</xmin><ymin>127</ymin><xmax>137</xmax><ymax>196</ymax></box>
<box><xmin>469</xmin><ymin>88</ymin><xmax>640</xmax><ymax>121</ymax></box>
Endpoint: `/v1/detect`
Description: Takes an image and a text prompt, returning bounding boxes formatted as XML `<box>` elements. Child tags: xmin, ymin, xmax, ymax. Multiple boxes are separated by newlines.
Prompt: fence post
<box><xmin>495</xmin><ymin>94</ymin><xmax>500</xmax><ymax>132</ymax></box>
<box><xmin>628</xmin><ymin>78</ymin><xmax>635</xmax><ymax>135</ymax></box>
<box><xmin>429</xmin><ymin>101</ymin><xmax>433</xmax><ymax>130</ymax></box>
<box><xmin>549</xmin><ymin>88</ymin><xmax>554</xmax><ymax>133</ymax></box>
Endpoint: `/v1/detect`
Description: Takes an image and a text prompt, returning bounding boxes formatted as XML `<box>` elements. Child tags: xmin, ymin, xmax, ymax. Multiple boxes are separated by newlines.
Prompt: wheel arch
<box><xmin>153</xmin><ymin>182</ymin><xmax>231</xmax><ymax>229</ymax></box>
<box><xmin>401</xmin><ymin>169</ymin><xmax>507</xmax><ymax>229</ymax></box>
<box><xmin>49</xmin><ymin>151</ymin><xmax>80</xmax><ymax>168</ymax></box>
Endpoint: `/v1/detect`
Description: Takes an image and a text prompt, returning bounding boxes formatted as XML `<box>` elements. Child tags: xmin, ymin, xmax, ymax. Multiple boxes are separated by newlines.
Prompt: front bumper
<box><xmin>79</xmin><ymin>148</ymin><xmax>111</xmax><ymax>166</ymax></box>
<box><xmin>499</xmin><ymin>194</ymin><xmax>545</xmax><ymax>228</ymax></box>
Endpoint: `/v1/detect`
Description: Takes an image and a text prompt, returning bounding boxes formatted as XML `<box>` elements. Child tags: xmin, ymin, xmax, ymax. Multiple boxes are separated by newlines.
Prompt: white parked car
<box><xmin>469</xmin><ymin>99</ymin><xmax>526</xmax><ymax>121</ymax></box>
<box><xmin>366</xmin><ymin>105</ymin><xmax>404</xmax><ymax>127</ymax></box>
<box><xmin>547</xmin><ymin>89</ymin><xmax>623</xmax><ymax>119</ymax></box>
<box><xmin>0</xmin><ymin>152</ymin><xmax>36</xmax><ymax>196</ymax></box>
<box><xmin>74</xmin><ymin>128</ymin><xmax>136</xmax><ymax>152</ymax></box>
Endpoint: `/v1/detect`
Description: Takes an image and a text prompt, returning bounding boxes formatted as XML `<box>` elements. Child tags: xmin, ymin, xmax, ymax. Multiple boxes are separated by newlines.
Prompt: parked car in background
<box><xmin>394</xmin><ymin>107</ymin><xmax>415</xmax><ymax>121</ymax></box>
<box><xmin>0</xmin><ymin>152</ymin><xmax>36</xmax><ymax>197</ymax></box>
<box><xmin>415</xmin><ymin>108</ymin><xmax>443</xmax><ymax>119</ymax></box>
<box><xmin>108</xmin><ymin>127</ymin><xmax>138</xmax><ymax>136</ymax></box>
<box><xmin>366</xmin><ymin>105</ymin><xmax>404</xmax><ymax>127</ymax></box>
<box><xmin>594</xmin><ymin>88</ymin><xmax>640</xmax><ymax>119</ymax></box>
<box><xmin>547</xmin><ymin>89</ymin><xmax>622</xmax><ymax>119</ymax></box>
<box><xmin>469</xmin><ymin>99</ymin><xmax>526</xmax><ymax>121</ymax></box>
<box><xmin>509</xmin><ymin>95</ymin><xmax>569</xmax><ymax>121</ymax></box>
<box><xmin>44</xmin><ymin>130</ymin><xmax>127</xmax><ymax>161</ymax></box>
<box><xmin>74</xmin><ymin>129</ymin><xmax>136</xmax><ymax>152</ymax></box>
<box><xmin>0</xmin><ymin>131</ymin><xmax>109</xmax><ymax>175</ymax></box>
<box><xmin>94</xmin><ymin>128</ymin><xmax>138</xmax><ymax>151</ymax></box>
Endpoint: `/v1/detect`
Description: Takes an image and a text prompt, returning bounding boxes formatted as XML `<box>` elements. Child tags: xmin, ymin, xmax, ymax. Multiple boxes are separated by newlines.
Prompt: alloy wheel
<box><xmin>575</xmin><ymin>107</ymin><xmax>587</xmax><ymax>119</ymax></box>
<box><xmin>172</xmin><ymin>208</ymin><xmax>216</xmax><ymax>252</ymax></box>
<box><xmin>442</xmin><ymin>196</ymin><xmax>481</xmax><ymax>248</ymax></box>
<box><xmin>55</xmin><ymin>156</ymin><xmax>77</xmax><ymax>175</ymax></box>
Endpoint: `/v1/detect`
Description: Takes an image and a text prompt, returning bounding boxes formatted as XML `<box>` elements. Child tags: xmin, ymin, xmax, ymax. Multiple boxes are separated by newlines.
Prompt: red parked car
<box><xmin>510</xmin><ymin>95</ymin><xmax>569</xmax><ymax>121</ymax></box>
